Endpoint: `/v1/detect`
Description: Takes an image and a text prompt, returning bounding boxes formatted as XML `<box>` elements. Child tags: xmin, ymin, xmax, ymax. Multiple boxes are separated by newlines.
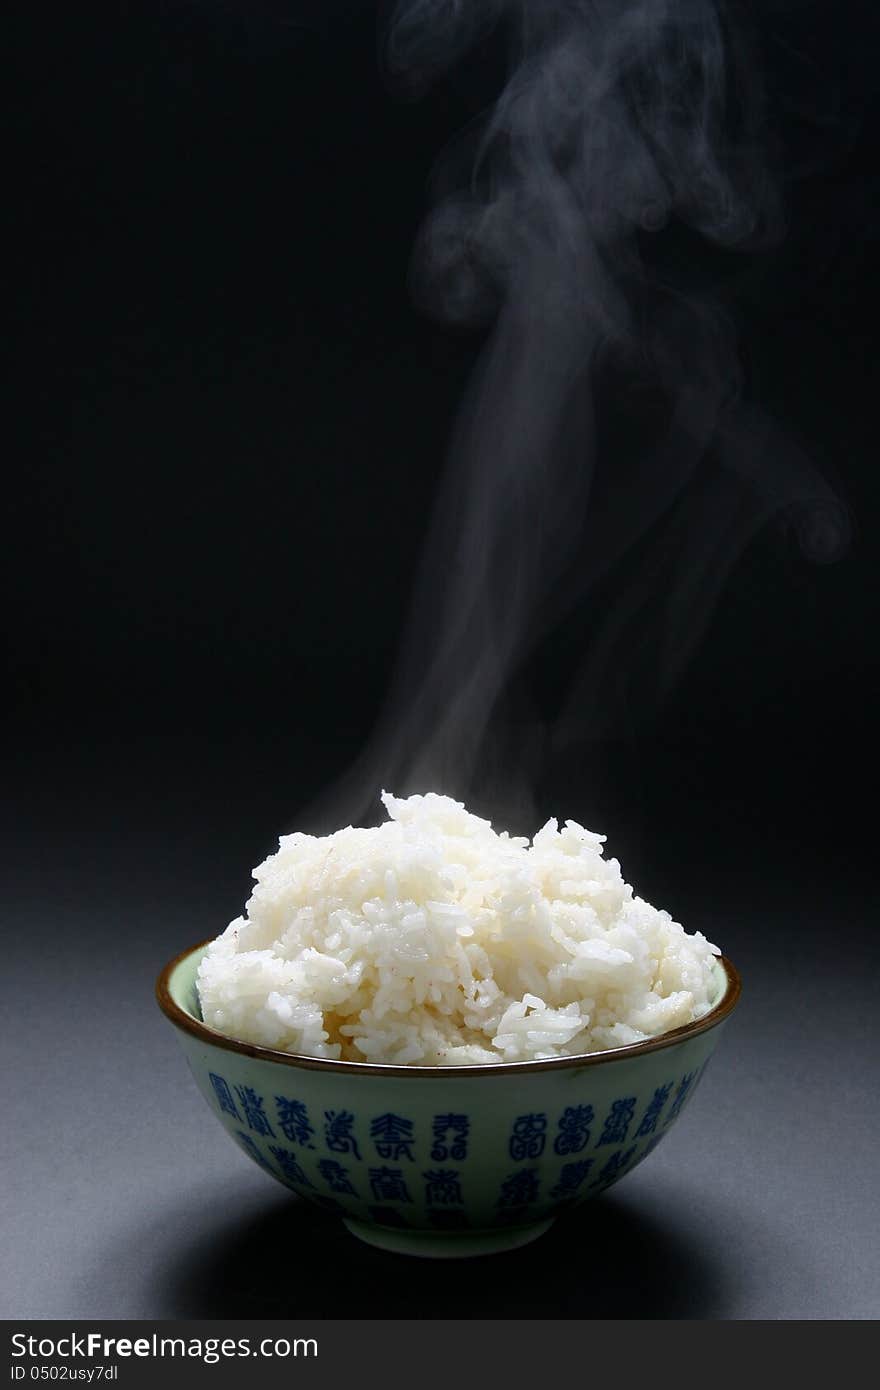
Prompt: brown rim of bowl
<box><xmin>156</xmin><ymin>939</ymin><xmax>742</xmax><ymax>1077</ymax></box>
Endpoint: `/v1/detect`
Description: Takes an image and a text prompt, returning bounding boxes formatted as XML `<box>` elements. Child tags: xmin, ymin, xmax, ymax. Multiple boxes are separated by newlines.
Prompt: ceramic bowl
<box><xmin>157</xmin><ymin>942</ymin><xmax>740</xmax><ymax>1258</ymax></box>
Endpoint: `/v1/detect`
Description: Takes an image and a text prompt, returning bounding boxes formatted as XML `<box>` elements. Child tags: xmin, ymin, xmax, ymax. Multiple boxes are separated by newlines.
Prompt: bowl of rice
<box><xmin>157</xmin><ymin>792</ymin><xmax>741</xmax><ymax>1257</ymax></box>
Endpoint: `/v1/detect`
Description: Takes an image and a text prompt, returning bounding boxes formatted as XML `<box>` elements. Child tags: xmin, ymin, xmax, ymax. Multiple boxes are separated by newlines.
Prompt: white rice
<box><xmin>196</xmin><ymin>791</ymin><xmax>720</xmax><ymax>1065</ymax></box>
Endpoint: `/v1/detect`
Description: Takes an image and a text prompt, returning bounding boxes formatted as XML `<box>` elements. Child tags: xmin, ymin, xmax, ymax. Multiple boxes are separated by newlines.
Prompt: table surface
<box><xmin>3</xmin><ymin>756</ymin><xmax>878</xmax><ymax>1321</ymax></box>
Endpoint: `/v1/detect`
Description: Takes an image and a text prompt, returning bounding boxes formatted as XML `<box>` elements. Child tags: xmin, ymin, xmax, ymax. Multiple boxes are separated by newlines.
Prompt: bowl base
<box><xmin>342</xmin><ymin>1216</ymin><xmax>555</xmax><ymax>1259</ymax></box>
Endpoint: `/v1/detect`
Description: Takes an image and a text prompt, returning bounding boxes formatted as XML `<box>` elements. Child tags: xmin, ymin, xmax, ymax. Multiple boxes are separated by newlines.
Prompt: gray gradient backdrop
<box><xmin>6</xmin><ymin>1</ymin><xmax>879</xmax><ymax>1322</ymax></box>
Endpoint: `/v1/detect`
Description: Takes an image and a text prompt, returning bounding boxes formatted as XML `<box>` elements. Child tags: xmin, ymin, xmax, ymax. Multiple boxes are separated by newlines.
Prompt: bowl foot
<box><xmin>342</xmin><ymin>1216</ymin><xmax>555</xmax><ymax>1259</ymax></box>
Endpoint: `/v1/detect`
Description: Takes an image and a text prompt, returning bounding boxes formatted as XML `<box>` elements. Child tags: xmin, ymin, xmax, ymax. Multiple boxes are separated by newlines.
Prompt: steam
<box><xmin>315</xmin><ymin>0</ymin><xmax>849</xmax><ymax>825</ymax></box>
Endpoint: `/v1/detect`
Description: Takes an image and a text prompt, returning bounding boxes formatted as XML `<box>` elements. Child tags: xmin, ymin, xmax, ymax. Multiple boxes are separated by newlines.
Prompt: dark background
<box><xmin>4</xmin><ymin>1</ymin><xmax>878</xmax><ymax>1319</ymax></box>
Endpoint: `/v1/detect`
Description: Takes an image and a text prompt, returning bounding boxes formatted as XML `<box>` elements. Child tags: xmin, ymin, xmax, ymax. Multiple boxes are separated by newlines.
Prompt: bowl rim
<box><xmin>156</xmin><ymin>939</ymin><xmax>742</xmax><ymax>1077</ymax></box>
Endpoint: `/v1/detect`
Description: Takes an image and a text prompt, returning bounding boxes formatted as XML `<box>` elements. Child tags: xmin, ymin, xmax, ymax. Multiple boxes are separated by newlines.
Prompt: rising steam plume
<box><xmin>313</xmin><ymin>0</ymin><xmax>849</xmax><ymax>827</ymax></box>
